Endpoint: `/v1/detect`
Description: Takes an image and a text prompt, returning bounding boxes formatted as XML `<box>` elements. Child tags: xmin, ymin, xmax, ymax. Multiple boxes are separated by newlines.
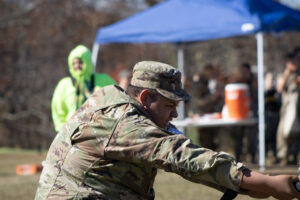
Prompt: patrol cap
<box><xmin>131</xmin><ymin>61</ymin><xmax>190</xmax><ymax>101</ymax></box>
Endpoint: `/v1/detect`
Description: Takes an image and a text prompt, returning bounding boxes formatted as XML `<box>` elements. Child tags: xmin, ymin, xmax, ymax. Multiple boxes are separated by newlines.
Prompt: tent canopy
<box><xmin>94</xmin><ymin>0</ymin><xmax>300</xmax><ymax>44</ymax></box>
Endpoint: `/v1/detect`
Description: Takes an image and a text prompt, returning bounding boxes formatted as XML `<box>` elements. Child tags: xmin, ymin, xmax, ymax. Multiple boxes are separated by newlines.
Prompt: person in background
<box><xmin>189</xmin><ymin>64</ymin><xmax>219</xmax><ymax>150</ymax></box>
<box><xmin>230</xmin><ymin>63</ymin><xmax>258</xmax><ymax>163</ymax></box>
<box><xmin>36</xmin><ymin>61</ymin><xmax>300</xmax><ymax>200</ymax></box>
<box><xmin>276</xmin><ymin>48</ymin><xmax>300</xmax><ymax>165</ymax></box>
<box><xmin>51</xmin><ymin>44</ymin><xmax>116</xmax><ymax>132</ymax></box>
<box><xmin>264</xmin><ymin>72</ymin><xmax>281</xmax><ymax>164</ymax></box>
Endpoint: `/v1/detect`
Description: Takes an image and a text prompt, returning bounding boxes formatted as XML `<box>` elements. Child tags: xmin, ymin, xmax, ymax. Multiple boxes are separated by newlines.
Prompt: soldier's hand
<box><xmin>268</xmin><ymin>175</ymin><xmax>300</xmax><ymax>200</ymax></box>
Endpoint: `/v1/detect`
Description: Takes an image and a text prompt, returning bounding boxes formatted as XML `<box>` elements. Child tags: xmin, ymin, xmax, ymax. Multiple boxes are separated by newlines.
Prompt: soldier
<box><xmin>36</xmin><ymin>61</ymin><xmax>300</xmax><ymax>200</ymax></box>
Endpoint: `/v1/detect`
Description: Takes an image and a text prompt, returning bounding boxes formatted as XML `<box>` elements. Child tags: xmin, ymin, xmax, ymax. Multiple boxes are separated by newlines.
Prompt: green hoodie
<box><xmin>51</xmin><ymin>45</ymin><xmax>116</xmax><ymax>132</ymax></box>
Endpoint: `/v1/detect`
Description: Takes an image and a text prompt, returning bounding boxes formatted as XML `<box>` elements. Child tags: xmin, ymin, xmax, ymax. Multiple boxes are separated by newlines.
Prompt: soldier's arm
<box><xmin>106</xmin><ymin>116</ymin><xmax>300</xmax><ymax>199</ymax></box>
<box><xmin>106</xmin><ymin>117</ymin><xmax>244</xmax><ymax>192</ymax></box>
<box><xmin>240</xmin><ymin>169</ymin><xmax>300</xmax><ymax>199</ymax></box>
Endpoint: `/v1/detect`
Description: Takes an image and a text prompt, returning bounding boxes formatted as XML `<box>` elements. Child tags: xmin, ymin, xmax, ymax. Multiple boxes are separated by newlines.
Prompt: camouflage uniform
<box><xmin>36</xmin><ymin>61</ymin><xmax>245</xmax><ymax>200</ymax></box>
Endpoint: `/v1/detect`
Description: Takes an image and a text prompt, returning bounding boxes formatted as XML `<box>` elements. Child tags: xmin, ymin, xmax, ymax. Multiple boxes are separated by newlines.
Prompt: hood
<box><xmin>68</xmin><ymin>45</ymin><xmax>93</xmax><ymax>82</ymax></box>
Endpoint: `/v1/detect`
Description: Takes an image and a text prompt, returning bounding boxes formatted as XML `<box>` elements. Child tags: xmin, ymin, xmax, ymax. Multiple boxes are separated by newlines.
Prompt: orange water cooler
<box><xmin>225</xmin><ymin>83</ymin><xmax>250</xmax><ymax>119</ymax></box>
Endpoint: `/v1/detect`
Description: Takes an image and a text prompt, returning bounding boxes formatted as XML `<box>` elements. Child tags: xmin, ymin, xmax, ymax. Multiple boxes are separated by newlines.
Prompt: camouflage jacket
<box><xmin>35</xmin><ymin>85</ymin><xmax>244</xmax><ymax>200</ymax></box>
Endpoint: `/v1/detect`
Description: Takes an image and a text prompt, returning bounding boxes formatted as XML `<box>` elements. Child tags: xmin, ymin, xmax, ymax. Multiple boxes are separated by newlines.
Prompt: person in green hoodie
<box><xmin>51</xmin><ymin>44</ymin><xmax>116</xmax><ymax>132</ymax></box>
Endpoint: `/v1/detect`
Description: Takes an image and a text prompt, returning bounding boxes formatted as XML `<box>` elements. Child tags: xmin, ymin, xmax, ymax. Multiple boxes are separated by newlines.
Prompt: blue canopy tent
<box><xmin>94</xmin><ymin>0</ymin><xmax>300</xmax><ymax>44</ymax></box>
<box><xmin>92</xmin><ymin>0</ymin><xmax>300</xmax><ymax>170</ymax></box>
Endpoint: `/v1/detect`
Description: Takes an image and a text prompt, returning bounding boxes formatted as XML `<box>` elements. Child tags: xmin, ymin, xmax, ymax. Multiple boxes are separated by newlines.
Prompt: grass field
<box><xmin>0</xmin><ymin>148</ymin><xmax>298</xmax><ymax>200</ymax></box>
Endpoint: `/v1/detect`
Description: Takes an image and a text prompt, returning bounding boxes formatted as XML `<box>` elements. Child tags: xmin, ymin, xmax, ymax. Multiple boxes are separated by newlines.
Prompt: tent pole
<box><xmin>177</xmin><ymin>44</ymin><xmax>185</xmax><ymax>131</ymax></box>
<box><xmin>256</xmin><ymin>32</ymin><xmax>265</xmax><ymax>172</ymax></box>
<box><xmin>92</xmin><ymin>43</ymin><xmax>100</xmax><ymax>72</ymax></box>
